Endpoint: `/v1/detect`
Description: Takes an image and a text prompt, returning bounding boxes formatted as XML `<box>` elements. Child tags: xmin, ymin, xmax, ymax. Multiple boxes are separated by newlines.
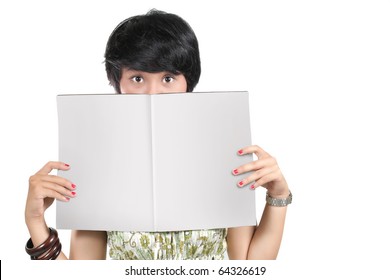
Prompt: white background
<box><xmin>1</xmin><ymin>0</ymin><xmax>389</xmax><ymax>279</ymax></box>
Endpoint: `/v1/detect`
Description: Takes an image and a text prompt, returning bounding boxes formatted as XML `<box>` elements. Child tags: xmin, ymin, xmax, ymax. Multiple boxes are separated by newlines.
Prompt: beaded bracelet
<box><xmin>25</xmin><ymin>227</ymin><xmax>62</xmax><ymax>260</ymax></box>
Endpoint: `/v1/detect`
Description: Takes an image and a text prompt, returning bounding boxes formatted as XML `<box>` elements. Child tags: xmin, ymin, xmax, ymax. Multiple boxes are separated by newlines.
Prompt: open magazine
<box><xmin>57</xmin><ymin>92</ymin><xmax>256</xmax><ymax>231</ymax></box>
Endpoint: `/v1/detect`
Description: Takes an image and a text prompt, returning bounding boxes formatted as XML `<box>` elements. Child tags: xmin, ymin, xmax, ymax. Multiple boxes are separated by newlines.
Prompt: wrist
<box><xmin>25</xmin><ymin>215</ymin><xmax>45</xmax><ymax>229</ymax></box>
<box><xmin>266</xmin><ymin>190</ymin><xmax>290</xmax><ymax>199</ymax></box>
<box><xmin>25</xmin><ymin>217</ymin><xmax>51</xmax><ymax>246</ymax></box>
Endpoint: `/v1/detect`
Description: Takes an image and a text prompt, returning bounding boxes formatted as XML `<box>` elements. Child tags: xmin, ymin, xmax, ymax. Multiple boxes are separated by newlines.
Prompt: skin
<box><xmin>119</xmin><ymin>69</ymin><xmax>188</xmax><ymax>94</ymax></box>
<box><xmin>25</xmin><ymin>69</ymin><xmax>290</xmax><ymax>260</ymax></box>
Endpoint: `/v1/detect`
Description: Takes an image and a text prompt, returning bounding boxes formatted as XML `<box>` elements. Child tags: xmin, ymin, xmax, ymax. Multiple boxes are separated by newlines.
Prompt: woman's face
<box><xmin>119</xmin><ymin>69</ymin><xmax>187</xmax><ymax>94</ymax></box>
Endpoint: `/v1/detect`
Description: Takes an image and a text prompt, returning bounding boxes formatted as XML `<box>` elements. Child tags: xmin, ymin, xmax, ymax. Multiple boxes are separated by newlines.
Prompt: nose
<box><xmin>145</xmin><ymin>82</ymin><xmax>163</xmax><ymax>94</ymax></box>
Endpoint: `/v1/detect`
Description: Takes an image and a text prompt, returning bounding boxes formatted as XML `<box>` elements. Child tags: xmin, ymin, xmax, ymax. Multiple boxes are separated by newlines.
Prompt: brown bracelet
<box><xmin>25</xmin><ymin>227</ymin><xmax>62</xmax><ymax>260</ymax></box>
<box><xmin>50</xmin><ymin>242</ymin><xmax>62</xmax><ymax>260</ymax></box>
<box><xmin>36</xmin><ymin>239</ymin><xmax>61</xmax><ymax>260</ymax></box>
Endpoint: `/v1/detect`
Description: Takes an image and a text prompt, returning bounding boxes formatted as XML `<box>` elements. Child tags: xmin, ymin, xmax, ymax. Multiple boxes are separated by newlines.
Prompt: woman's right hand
<box><xmin>25</xmin><ymin>161</ymin><xmax>76</xmax><ymax>224</ymax></box>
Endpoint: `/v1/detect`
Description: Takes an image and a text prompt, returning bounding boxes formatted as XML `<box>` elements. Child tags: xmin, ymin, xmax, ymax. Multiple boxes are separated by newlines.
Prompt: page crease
<box><xmin>150</xmin><ymin>95</ymin><xmax>157</xmax><ymax>231</ymax></box>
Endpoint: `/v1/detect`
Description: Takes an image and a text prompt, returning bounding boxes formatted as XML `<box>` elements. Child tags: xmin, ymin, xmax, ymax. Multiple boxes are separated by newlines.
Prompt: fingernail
<box><xmin>238</xmin><ymin>149</ymin><xmax>243</xmax><ymax>155</ymax></box>
<box><xmin>65</xmin><ymin>197</ymin><xmax>70</xmax><ymax>201</ymax></box>
<box><xmin>250</xmin><ymin>185</ymin><xmax>255</xmax><ymax>190</ymax></box>
<box><xmin>238</xmin><ymin>181</ymin><xmax>244</xmax><ymax>187</ymax></box>
<box><xmin>71</xmin><ymin>184</ymin><xmax>76</xmax><ymax>189</ymax></box>
<box><xmin>65</xmin><ymin>163</ymin><xmax>70</xmax><ymax>167</ymax></box>
<box><xmin>233</xmin><ymin>169</ymin><xmax>239</xmax><ymax>175</ymax></box>
<box><xmin>71</xmin><ymin>191</ymin><xmax>76</xmax><ymax>196</ymax></box>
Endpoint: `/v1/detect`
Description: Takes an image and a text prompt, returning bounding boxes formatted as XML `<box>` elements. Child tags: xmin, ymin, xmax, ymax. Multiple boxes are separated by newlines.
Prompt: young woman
<box><xmin>25</xmin><ymin>9</ymin><xmax>291</xmax><ymax>260</ymax></box>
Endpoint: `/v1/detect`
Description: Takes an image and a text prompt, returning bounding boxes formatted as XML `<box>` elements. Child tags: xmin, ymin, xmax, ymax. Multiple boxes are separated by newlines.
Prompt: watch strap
<box><xmin>266</xmin><ymin>191</ymin><xmax>292</xmax><ymax>207</ymax></box>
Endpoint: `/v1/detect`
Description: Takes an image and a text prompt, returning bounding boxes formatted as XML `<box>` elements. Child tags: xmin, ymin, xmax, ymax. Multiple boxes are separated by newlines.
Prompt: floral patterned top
<box><xmin>107</xmin><ymin>229</ymin><xmax>227</xmax><ymax>260</ymax></box>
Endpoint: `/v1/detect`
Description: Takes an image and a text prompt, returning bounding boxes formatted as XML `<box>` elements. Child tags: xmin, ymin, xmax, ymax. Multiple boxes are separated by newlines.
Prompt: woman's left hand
<box><xmin>232</xmin><ymin>145</ymin><xmax>289</xmax><ymax>198</ymax></box>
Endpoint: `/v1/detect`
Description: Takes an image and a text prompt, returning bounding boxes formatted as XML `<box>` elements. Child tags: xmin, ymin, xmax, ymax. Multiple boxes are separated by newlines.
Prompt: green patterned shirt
<box><xmin>108</xmin><ymin>229</ymin><xmax>227</xmax><ymax>260</ymax></box>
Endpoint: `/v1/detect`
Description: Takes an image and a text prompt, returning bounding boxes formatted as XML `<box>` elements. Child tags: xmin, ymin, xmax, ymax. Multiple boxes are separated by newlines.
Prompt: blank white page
<box><xmin>56</xmin><ymin>92</ymin><xmax>256</xmax><ymax>231</ymax></box>
<box><xmin>152</xmin><ymin>92</ymin><xmax>256</xmax><ymax>231</ymax></box>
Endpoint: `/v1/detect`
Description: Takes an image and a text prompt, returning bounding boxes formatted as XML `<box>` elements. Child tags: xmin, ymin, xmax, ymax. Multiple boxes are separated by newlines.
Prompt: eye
<box><xmin>163</xmin><ymin>76</ymin><xmax>175</xmax><ymax>83</ymax></box>
<box><xmin>131</xmin><ymin>76</ymin><xmax>143</xmax><ymax>83</ymax></box>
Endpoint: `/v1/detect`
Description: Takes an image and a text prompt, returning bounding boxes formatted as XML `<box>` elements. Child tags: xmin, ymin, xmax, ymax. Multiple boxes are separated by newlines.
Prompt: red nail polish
<box><xmin>71</xmin><ymin>184</ymin><xmax>76</xmax><ymax>189</ymax></box>
<box><xmin>239</xmin><ymin>181</ymin><xmax>244</xmax><ymax>186</ymax></box>
<box><xmin>238</xmin><ymin>149</ymin><xmax>243</xmax><ymax>155</ymax></box>
<box><xmin>71</xmin><ymin>191</ymin><xmax>76</xmax><ymax>196</ymax></box>
<box><xmin>250</xmin><ymin>185</ymin><xmax>255</xmax><ymax>190</ymax></box>
<box><xmin>65</xmin><ymin>163</ymin><xmax>70</xmax><ymax>167</ymax></box>
<box><xmin>65</xmin><ymin>197</ymin><xmax>70</xmax><ymax>201</ymax></box>
<box><xmin>233</xmin><ymin>169</ymin><xmax>239</xmax><ymax>175</ymax></box>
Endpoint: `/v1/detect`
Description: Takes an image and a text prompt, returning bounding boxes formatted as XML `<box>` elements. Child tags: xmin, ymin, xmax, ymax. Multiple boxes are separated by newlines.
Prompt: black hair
<box><xmin>104</xmin><ymin>9</ymin><xmax>201</xmax><ymax>93</ymax></box>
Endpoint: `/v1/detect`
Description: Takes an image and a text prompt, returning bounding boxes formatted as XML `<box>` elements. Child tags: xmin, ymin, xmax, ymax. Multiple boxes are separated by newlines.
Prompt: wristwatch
<box><xmin>266</xmin><ymin>191</ymin><xmax>292</xmax><ymax>207</ymax></box>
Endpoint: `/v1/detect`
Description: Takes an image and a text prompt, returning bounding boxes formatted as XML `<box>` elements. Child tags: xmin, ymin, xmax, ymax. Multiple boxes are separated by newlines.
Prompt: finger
<box><xmin>41</xmin><ymin>174</ymin><xmax>76</xmax><ymax>190</ymax></box>
<box><xmin>252</xmin><ymin>171</ymin><xmax>281</xmax><ymax>189</ymax></box>
<box><xmin>30</xmin><ymin>181</ymin><xmax>73</xmax><ymax>202</ymax></box>
<box><xmin>237</xmin><ymin>167</ymin><xmax>277</xmax><ymax>188</ymax></box>
<box><xmin>43</xmin><ymin>188</ymin><xmax>71</xmax><ymax>202</ymax></box>
<box><xmin>41</xmin><ymin>181</ymin><xmax>77</xmax><ymax>198</ymax></box>
<box><xmin>36</xmin><ymin>161</ymin><xmax>70</xmax><ymax>175</ymax></box>
<box><xmin>232</xmin><ymin>157</ymin><xmax>276</xmax><ymax>175</ymax></box>
<box><xmin>237</xmin><ymin>145</ymin><xmax>267</xmax><ymax>158</ymax></box>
